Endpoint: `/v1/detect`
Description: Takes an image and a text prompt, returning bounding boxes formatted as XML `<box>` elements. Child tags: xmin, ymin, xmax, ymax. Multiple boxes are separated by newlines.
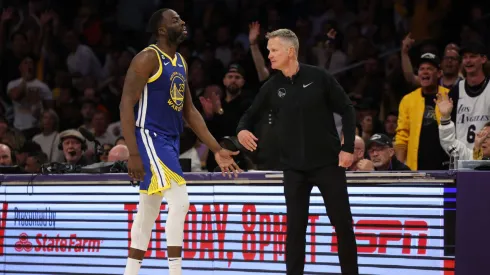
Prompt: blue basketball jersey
<box><xmin>133</xmin><ymin>45</ymin><xmax>188</xmax><ymax>195</ymax></box>
<box><xmin>134</xmin><ymin>44</ymin><xmax>187</xmax><ymax>137</ymax></box>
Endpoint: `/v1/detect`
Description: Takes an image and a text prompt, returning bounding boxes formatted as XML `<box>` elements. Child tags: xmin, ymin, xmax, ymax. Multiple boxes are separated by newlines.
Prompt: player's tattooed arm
<box><xmin>181</xmin><ymin>59</ymin><xmax>222</xmax><ymax>154</ymax></box>
<box><xmin>120</xmin><ymin>50</ymin><xmax>158</xmax><ymax>156</ymax></box>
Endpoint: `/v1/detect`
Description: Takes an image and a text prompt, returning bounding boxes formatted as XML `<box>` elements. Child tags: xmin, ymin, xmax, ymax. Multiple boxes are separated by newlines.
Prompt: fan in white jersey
<box><xmin>449</xmin><ymin>41</ymin><xmax>490</xmax><ymax>150</ymax></box>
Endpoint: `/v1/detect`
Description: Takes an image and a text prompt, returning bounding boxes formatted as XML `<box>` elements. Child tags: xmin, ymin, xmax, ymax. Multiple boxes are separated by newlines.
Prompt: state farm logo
<box><xmin>15</xmin><ymin>233</ymin><xmax>32</xmax><ymax>252</ymax></box>
<box><xmin>14</xmin><ymin>233</ymin><xmax>102</xmax><ymax>253</ymax></box>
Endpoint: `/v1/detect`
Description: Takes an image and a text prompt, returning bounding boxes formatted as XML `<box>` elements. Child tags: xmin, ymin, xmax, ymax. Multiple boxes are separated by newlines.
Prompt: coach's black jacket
<box><xmin>237</xmin><ymin>64</ymin><xmax>356</xmax><ymax>171</ymax></box>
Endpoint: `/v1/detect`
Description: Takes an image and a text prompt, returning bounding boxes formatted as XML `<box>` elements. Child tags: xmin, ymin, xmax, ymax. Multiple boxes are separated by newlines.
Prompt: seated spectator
<box><xmin>115</xmin><ymin>136</ymin><xmax>126</xmax><ymax>146</ymax></box>
<box><xmin>0</xmin><ymin>144</ymin><xmax>14</xmax><ymax>166</ymax></box>
<box><xmin>358</xmin><ymin>134</ymin><xmax>411</xmax><ymax>171</ymax></box>
<box><xmin>108</xmin><ymin>145</ymin><xmax>129</xmax><ymax>162</ymax></box>
<box><xmin>91</xmin><ymin>110</ymin><xmax>116</xmax><ymax>145</ymax></box>
<box><xmin>24</xmin><ymin>151</ymin><xmax>48</xmax><ymax>174</ymax></box>
<box><xmin>59</xmin><ymin>129</ymin><xmax>90</xmax><ymax>166</ymax></box>
<box><xmin>347</xmin><ymin>136</ymin><xmax>365</xmax><ymax>171</ymax></box>
<box><xmin>15</xmin><ymin>141</ymin><xmax>42</xmax><ymax>168</ymax></box>
<box><xmin>100</xmin><ymin>143</ymin><xmax>114</xmax><ymax>162</ymax></box>
<box><xmin>480</xmin><ymin>136</ymin><xmax>490</xmax><ymax>160</ymax></box>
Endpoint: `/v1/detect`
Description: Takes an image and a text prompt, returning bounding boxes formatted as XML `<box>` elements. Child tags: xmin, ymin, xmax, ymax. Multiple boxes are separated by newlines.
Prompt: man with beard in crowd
<box><xmin>201</xmin><ymin>64</ymin><xmax>253</xmax><ymax>171</ymax></box>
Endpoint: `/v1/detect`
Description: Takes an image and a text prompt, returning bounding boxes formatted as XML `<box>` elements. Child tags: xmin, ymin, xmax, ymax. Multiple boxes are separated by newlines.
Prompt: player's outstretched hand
<box><xmin>215</xmin><ymin>149</ymin><xmax>242</xmax><ymax>178</ymax></box>
<box><xmin>128</xmin><ymin>155</ymin><xmax>145</xmax><ymax>181</ymax></box>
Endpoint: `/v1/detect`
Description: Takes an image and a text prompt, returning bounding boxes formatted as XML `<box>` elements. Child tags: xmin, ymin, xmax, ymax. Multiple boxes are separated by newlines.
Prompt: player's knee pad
<box><xmin>165</xmin><ymin>184</ymin><xmax>190</xmax><ymax>247</ymax></box>
<box><xmin>130</xmin><ymin>193</ymin><xmax>162</xmax><ymax>251</ymax></box>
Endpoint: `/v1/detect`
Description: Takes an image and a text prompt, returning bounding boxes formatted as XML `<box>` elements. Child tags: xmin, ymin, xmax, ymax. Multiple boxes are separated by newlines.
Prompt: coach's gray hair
<box><xmin>266</xmin><ymin>29</ymin><xmax>299</xmax><ymax>55</ymax></box>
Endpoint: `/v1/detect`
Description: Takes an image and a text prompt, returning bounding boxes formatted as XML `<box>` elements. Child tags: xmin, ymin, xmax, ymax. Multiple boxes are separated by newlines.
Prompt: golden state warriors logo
<box><xmin>168</xmin><ymin>72</ymin><xmax>185</xmax><ymax>112</ymax></box>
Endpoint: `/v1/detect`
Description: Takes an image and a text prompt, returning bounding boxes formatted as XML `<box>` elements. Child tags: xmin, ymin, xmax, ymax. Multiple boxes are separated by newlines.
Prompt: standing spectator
<box><xmin>395</xmin><ymin>53</ymin><xmax>450</xmax><ymax>170</ymax></box>
<box><xmin>401</xmin><ymin>35</ymin><xmax>462</xmax><ymax>89</ymax></box>
<box><xmin>437</xmin><ymin>93</ymin><xmax>490</xmax><ymax>160</ymax></box>
<box><xmin>7</xmin><ymin>55</ymin><xmax>52</xmax><ymax>139</ymax></box>
<box><xmin>450</xmin><ymin>42</ymin><xmax>490</xmax><ymax>150</ymax></box>
<box><xmin>0</xmin><ymin>30</ymin><xmax>30</xmax><ymax>94</ymax></box>
<box><xmin>384</xmin><ymin>112</ymin><xmax>398</xmax><ymax>139</ymax></box>
<box><xmin>32</xmin><ymin>109</ymin><xmax>63</xmax><ymax>162</ymax></box>
<box><xmin>215</xmin><ymin>25</ymin><xmax>233</xmax><ymax>67</ymax></box>
<box><xmin>63</xmin><ymin>29</ymin><xmax>104</xmax><ymax>80</ymax></box>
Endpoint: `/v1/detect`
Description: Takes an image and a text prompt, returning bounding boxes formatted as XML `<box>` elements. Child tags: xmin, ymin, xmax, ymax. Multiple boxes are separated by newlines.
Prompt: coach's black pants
<box><xmin>284</xmin><ymin>165</ymin><xmax>358</xmax><ymax>275</ymax></box>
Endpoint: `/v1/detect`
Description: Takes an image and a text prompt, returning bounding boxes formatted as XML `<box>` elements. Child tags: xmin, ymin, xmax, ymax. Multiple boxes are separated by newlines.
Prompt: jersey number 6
<box><xmin>467</xmin><ymin>124</ymin><xmax>476</xmax><ymax>143</ymax></box>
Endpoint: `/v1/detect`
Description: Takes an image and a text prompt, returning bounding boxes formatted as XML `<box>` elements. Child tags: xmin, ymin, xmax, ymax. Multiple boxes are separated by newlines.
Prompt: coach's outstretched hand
<box><xmin>237</xmin><ymin>130</ymin><xmax>258</xmax><ymax>151</ymax></box>
<box><xmin>338</xmin><ymin>151</ymin><xmax>354</xmax><ymax>168</ymax></box>
<box><xmin>215</xmin><ymin>149</ymin><xmax>242</xmax><ymax>178</ymax></box>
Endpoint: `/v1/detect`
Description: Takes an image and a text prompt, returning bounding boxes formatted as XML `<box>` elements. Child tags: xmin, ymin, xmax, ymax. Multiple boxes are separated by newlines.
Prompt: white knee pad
<box><xmin>130</xmin><ymin>193</ymin><xmax>162</xmax><ymax>251</ymax></box>
<box><xmin>164</xmin><ymin>182</ymin><xmax>190</xmax><ymax>247</ymax></box>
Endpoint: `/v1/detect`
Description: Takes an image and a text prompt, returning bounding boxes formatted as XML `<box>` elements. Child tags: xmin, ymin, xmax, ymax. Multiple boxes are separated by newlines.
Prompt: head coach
<box><xmin>236</xmin><ymin>29</ymin><xmax>358</xmax><ymax>275</ymax></box>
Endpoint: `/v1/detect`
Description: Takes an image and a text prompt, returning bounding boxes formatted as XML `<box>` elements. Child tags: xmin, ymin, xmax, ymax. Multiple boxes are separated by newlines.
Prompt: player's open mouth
<box><xmin>420</xmin><ymin>76</ymin><xmax>430</xmax><ymax>81</ymax></box>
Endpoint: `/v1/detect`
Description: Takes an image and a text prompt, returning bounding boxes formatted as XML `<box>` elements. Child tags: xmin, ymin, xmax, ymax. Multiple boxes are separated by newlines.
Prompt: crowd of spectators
<box><xmin>0</xmin><ymin>0</ymin><xmax>489</xmax><ymax>174</ymax></box>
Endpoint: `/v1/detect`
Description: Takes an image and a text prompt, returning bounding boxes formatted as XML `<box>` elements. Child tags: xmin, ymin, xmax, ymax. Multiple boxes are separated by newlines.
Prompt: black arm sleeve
<box><xmin>448</xmin><ymin>84</ymin><xmax>459</xmax><ymax>123</ymax></box>
<box><xmin>324</xmin><ymin>71</ymin><xmax>356</xmax><ymax>153</ymax></box>
<box><xmin>236</xmin><ymin>84</ymin><xmax>269</xmax><ymax>134</ymax></box>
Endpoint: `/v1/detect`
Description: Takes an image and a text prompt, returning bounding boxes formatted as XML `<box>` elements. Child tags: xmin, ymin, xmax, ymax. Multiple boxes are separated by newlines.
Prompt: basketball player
<box><xmin>120</xmin><ymin>9</ymin><xmax>241</xmax><ymax>275</ymax></box>
<box><xmin>450</xmin><ymin>42</ymin><xmax>490</xmax><ymax>150</ymax></box>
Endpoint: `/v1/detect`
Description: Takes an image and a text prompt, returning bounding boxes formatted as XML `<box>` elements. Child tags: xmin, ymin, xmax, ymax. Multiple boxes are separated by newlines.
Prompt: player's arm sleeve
<box><xmin>236</xmin><ymin>83</ymin><xmax>269</xmax><ymax>134</ymax></box>
<box><xmin>395</xmin><ymin>95</ymin><xmax>410</xmax><ymax>162</ymax></box>
<box><xmin>323</xmin><ymin>70</ymin><xmax>356</xmax><ymax>153</ymax></box>
<box><xmin>448</xmin><ymin>84</ymin><xmax>459</xmax><ymax>123</ymax></box>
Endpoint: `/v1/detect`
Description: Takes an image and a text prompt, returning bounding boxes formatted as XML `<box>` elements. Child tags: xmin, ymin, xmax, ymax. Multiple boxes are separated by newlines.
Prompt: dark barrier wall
<box><xmin>455</xmin><ymin>171</ymin><xmax>490</xmax><ymax>275</ymax></box>
<box><xmin>0</xmin><ymin>172</ymin><xmax>456</xmax><ymax>275</ymax></box>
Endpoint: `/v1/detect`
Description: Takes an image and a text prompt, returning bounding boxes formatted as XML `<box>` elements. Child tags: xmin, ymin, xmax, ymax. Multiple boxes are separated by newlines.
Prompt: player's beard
<box><xmin>168</xmin><ymin>29</ymin><xmax>185</xmax><ymax>45</ymax></box>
